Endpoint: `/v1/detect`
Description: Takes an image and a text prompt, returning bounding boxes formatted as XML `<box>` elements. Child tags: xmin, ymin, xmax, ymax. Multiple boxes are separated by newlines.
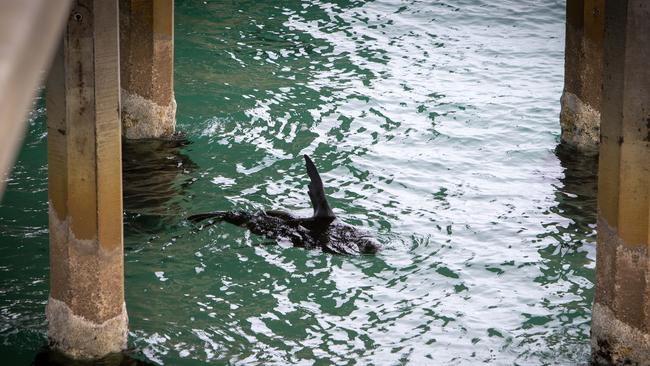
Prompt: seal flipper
<box><xmin>188</xmin><ymin>211</ymin><xmax>255</xmax><ymax>227</ymax></box>
<box><xmin>303</xmin><ymin>155</ymin><xmax>335</xmax><ymax>220</ymax></box>
<box><xmin>187</xmin><ymin>211</ymin><xmax>226</xmax><ymax>223</ymax></box>
<box><xmin>265</xmin><ymin>210</ymin><xmax>298</xmax><ymax>221</ymax></box>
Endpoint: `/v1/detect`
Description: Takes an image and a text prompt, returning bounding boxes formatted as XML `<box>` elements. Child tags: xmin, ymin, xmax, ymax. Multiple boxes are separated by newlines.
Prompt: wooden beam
<box><xmin>0</xmin><ymin>0</ymin><xmax>73</xmax><ymax>199</ymax></box>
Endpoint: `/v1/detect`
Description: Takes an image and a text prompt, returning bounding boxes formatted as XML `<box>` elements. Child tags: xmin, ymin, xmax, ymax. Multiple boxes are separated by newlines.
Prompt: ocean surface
<box><xmin>0</xmin><ymin>0</ymin><xmax>598</xmax><ymax>365</ymax></box>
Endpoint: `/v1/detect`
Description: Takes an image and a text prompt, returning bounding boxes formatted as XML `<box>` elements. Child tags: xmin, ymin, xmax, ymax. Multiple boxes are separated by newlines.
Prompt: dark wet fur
<box><xmin>188</xmin><ymin>155</ymin><xmax>380</xmax><ymax>255</ymax></box>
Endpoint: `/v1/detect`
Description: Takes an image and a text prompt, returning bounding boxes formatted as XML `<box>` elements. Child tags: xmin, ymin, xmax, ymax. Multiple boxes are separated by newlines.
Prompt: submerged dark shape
<box><xmin>33</xmin><ymin>346</ymin><xmax>156</xmax><ymax>366</ymax></box>
<box><xmin>123</xmin><ymin>134</ymin><xmax>197</xmax><ymax>235</ymax></box>
<box><xmin>188</xmin><ymin>155</ymin><xmax>380</xmax><ymax>255</ymax></box>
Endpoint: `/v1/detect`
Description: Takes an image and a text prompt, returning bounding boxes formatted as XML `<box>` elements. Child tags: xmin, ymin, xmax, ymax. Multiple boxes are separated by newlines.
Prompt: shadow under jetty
<box><xmin>122</xmin><ymin>134</ymin><xmax>197</xmax><ymax>235</ymax></box>
<box><xmin>32</xmin><ymin>348</ymin><xmax>155</xmax><ymax>366</ymax></box>
<box><xmin>523</xmin><ymin>143</ymin><xmax>599</xmax><ymax>361</ymax></box>
<box><xmin>552</xmin><ymin>142</ymin><xmax>598</xmax><ymax>238</ymax></box>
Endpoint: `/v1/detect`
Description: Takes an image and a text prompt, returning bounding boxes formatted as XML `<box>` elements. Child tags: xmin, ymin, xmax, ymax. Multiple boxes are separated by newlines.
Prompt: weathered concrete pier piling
<box><xmin>120</xmin><ymin>0</ymin><xmax>176</xmax><ymax>139</ymax></box>
<box><xmin>560</xmin><ymin>0</ymin><xmax>605</xmax><ymax>151</ymax></box>
<box><xmin>591</xmin><ymin>0</ymin><xmax>650</xmax><ymax>364</ymax></box>
<box><xmin>45</xmin><ymin>0</ymin><xmax>127</xmax><ymax>359</ymax></box>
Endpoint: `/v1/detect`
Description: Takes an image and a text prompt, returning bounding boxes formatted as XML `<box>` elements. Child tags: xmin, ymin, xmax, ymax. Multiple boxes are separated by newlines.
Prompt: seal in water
<box><xmin>188</xmin><ymin>155</ymin><xmax>380</xmax><ymax>255</ymax></box>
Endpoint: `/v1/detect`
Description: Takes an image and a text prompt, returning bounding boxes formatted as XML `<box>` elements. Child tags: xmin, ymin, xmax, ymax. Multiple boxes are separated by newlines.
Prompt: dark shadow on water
<box><xmin>551</xmin><ymin>143</ymin><xmax>598</xmax><ymax>240</ymax></box>
<box><xmin>537</xmin><ymin>143</ymin><xmax>597</xmax><ymax>275</ymax></box>
<box><xmin>32</xmin><ymin>348</ymin><xmax>155</xmax><ymax>366</ymax></box>
<box><xmin>122</xmin><ymin>134</ymin><xmax>197</xmax><ymax>235</ymax></box>
<box><xmin>530</xmin><ymin>142</ymin><xmax>598</xmax><ymax>361</ymax></box>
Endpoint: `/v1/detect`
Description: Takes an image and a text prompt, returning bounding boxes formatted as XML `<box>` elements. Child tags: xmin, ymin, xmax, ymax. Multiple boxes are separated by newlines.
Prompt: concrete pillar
<box><xmin>119</xmin><ymin>0</ymin><xmax>176</xmax><ymax>139</ymax></box>
<box><xmin>560</xmin><ymin>0</ymin><xmax>605</xmax><ymax>151</ymax></box>
<box><xmin>45</xmin><ymin>0</ymin><xmax>127</xmax><ymax>359</ymax></box>
<box><xmin>591</xmin><ymin>0</ymin><xmax>650</xmax><ymax>364</ymax></box>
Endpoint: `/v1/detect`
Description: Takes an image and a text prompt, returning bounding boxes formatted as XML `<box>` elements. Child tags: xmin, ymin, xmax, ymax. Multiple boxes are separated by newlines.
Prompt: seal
<box><xmin>188</xmin><ymin>155</ymin><xmax>380</xmax><ymax>255</ymax></box>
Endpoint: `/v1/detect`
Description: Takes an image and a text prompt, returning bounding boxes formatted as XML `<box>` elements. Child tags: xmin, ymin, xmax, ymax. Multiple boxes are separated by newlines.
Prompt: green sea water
<box><xmin>1</xmin><ymin>0</ymin><xmax>597</xmax><ymax>364</ymax></box>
